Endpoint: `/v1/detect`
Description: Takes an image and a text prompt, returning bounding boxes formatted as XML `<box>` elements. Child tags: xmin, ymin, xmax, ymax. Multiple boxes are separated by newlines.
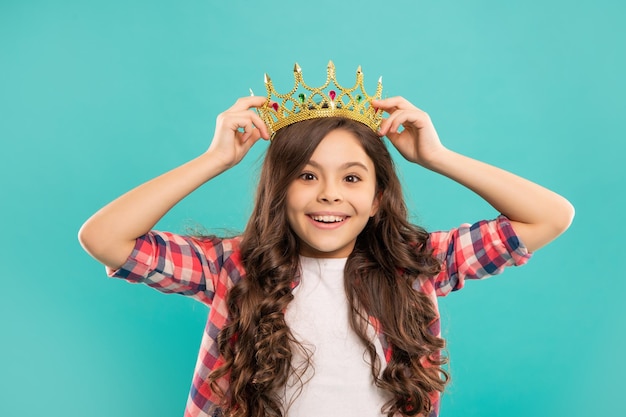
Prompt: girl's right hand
<box><xmin>206</xmin><ymin>96</ymin><xmax>271</xmax><ymax>169</ymax></box>
<box><xmin>79</xmin><ymin>97</ymin><xmax>271</xmax><ymax>270</ymax></box>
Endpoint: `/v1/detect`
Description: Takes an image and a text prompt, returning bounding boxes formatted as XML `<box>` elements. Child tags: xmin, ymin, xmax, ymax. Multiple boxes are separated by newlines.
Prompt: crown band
<box><xmin>257</xmin><ymin>61</ymin><xmax>383</xmax><ymax>139</ymax></box>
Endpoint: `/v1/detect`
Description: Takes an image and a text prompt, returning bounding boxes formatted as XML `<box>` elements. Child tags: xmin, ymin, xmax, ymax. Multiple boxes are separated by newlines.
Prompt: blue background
<box><xmin>1</xmin><ymin>0</ymin><xmax>624</xmax><ymax>416</ymax></box>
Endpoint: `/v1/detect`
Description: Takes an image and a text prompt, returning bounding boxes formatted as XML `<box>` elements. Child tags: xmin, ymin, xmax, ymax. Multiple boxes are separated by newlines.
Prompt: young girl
<box><xmin>79</xmin><ymin>64</ymin><xmax>574</xmax><ymax>417</ymax></box>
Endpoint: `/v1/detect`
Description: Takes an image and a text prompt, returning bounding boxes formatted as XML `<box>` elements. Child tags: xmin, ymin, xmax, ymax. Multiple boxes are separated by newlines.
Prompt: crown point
<box><xmin>249</xmin><ymin>88</ymin><xmax>254</xmax><ymax>96</ymax></box>
<box><xmin>378</xmin><ymin>76</ymin><xmax>383</xmax><ymax>84</ymax></box>
<box><xmin>327</xmin><ymin>60</ymin><xmax>336</xmax><ymax>77</ymax></box>
<box><xmin>356</xmin><ymin>65</ymin><xmax>362</xmax><ymax>74</ymax></box>
<box><xmin>264</xmin><ymin>73</ymin><xmax>271</xmax><ymax>84</ymax></box>
<box><xmin>294</xmin><ymin>63</ymin><xmax>302</xmax><ymax>73</ymax></box>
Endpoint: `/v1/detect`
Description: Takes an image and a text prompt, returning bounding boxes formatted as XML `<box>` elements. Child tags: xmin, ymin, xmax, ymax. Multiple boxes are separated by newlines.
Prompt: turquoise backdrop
<box><xmin>1</xmin><ymin>0</ymin><xmax>624</xmax><ymax>416</ymax></box>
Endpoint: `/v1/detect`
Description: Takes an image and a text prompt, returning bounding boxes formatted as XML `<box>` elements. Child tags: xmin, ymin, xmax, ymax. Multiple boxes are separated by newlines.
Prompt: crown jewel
<box><xmin>257</xmin><ymin>61</ymin><xmax>383</xmax><ymax>138</ymax></box>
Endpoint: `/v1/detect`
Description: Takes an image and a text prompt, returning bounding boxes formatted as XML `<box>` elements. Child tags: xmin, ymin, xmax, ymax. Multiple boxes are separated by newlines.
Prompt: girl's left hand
<box><xmin>373</xmin><ymin>97</ymin><xmax>447</xmax><ymax>168</ymax></box>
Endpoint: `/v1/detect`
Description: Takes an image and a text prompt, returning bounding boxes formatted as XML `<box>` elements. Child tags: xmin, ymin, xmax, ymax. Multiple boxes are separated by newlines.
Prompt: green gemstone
<box><xmin>356</xmin><ymin>94</ymin><xmax>363</xmax><ymax>103</ymax></box>
<box><xmin>298</xmin><ymin>93</ymin><xmax>306</xmax><ymax>103</ymax></box>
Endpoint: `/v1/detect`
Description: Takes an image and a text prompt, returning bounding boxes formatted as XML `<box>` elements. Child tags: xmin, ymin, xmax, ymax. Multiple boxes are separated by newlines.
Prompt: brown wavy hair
<box><xmin>208</xmin><ymin>117</ymin><xmax>449</xmax><ymax>417</ymax></box>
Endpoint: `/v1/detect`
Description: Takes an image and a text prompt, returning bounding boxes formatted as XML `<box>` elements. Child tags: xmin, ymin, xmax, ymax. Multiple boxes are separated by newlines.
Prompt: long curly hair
<box><xmin>207</xmin><ymin>117</ymin><xmax>449</xmax><ymax>417</ymax></box>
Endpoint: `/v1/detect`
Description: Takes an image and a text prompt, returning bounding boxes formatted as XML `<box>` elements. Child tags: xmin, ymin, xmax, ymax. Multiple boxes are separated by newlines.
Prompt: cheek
<box><xmin>356</xmin><ymin>188</ymin><xmax>379</xmax><ymax>212</ymax></box>
<box><xmin>285</xmin><ymin>186</ymin><xmax>304</xmax><ymax>222</ymax></box>
<box><xmin>370</xmin><ymin>191</ymin><xmax>382</xmax><ymax>216</ymax></box>
<box><xmin>286</xmin><ymin>184</ymin><xmax>301</xmax><ymax>209</ymax></box>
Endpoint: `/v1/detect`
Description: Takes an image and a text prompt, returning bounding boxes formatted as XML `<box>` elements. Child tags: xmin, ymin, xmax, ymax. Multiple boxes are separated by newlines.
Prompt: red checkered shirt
<box><xmin>108</xmin><ymin>215</ymin><xmax>531</xmax><ymax>417</ymax></box>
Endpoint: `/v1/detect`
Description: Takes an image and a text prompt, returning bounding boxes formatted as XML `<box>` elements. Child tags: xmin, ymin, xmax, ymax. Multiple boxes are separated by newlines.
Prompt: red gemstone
<box><xmin>272</xmin><ymin>102</ymin><xmax>279</xmax><ymax>112</ymax></box>
<box><xmin>329</xmin><ymin>90</ymin><xmax>336</xmax><ymax>100</ymax></box>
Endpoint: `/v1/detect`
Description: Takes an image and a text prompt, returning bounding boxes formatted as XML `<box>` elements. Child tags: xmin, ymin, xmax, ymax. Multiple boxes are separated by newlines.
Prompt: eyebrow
<box><xmin>306</xmin><ymin>160</ymin><xmax>370</xmax><ymax>172</ymax></box>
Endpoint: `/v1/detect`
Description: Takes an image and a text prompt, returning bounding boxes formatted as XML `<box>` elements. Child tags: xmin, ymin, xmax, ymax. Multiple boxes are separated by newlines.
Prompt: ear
<box><xmin>370</xmin><ymin>190</ymin><xmax>382</xmax><ymax>217</ymax></box>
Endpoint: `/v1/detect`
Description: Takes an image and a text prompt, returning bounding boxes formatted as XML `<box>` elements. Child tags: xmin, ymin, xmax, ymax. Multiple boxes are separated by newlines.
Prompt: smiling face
<box><xmin>286</xmin><ymin>129</ymin><xmax>380</xmax><ymax>258</ymax></box>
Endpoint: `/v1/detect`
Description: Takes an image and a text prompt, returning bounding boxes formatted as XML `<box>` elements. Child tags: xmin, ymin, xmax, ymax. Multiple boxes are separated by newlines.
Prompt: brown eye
<box><xmin>345</xmin><ymin>175</ymin><xmax>361</xmax><ymax>183</ymax></box>
<box><xmin>299</xmin><ymin>172</ymin><xmax>316</xmax><ymax>181</ymax></box>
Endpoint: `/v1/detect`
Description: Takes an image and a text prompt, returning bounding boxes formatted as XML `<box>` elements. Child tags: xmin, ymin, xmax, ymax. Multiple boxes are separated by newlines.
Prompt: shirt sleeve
<box><xmin>428</xmin><ymin>215</ymin><xmax>531</xmax><ymax>297</ymax></box>
<box><xmin>106</xmin><ymin>231</ymin><xmax>242</xmax><ymax>306</ymax></box>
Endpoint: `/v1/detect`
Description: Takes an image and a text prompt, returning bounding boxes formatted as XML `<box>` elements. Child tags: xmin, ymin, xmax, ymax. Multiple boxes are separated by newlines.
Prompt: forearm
<box><xmin>424</xmin><ymin>148</ymin><xmax>574</xmax><ymax>252</ymax></box>
<box><xmin>78</xmin><ymin>150</ymin><xmax>229</xmax><ymax>269</ymax></box>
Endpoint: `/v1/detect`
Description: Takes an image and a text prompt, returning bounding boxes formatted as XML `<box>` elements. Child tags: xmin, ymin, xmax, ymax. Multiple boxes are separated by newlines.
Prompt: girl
<box><xmin>79</xmin><ymin>81</ymin><xmax>574</xmax><ymax>416</ymax></box>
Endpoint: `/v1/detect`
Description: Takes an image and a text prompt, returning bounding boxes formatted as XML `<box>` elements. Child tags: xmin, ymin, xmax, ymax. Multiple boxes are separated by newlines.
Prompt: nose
<box><xmin>317</xmin><ymin>180</ymin><xmax>342</xmax><ymax>203</ymax></box>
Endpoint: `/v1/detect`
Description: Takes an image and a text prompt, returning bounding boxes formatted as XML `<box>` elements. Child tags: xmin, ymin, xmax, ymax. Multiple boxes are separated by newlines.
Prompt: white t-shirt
<box><xmin>280</xmin><ymin>256</ymin><xmax>391</xmax><ymax>416</ymax></box>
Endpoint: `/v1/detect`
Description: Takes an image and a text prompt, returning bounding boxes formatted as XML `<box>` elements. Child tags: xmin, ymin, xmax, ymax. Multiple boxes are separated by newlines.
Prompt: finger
<box><xmin>382</xmin><ymin>109</ymin><xmax>430</xmax><ymax>135</ymax></box>
<box><xmin>227</xmin><ymin>96</ymin><xmax>268</xmax><ymax>112</ymax></box>
<box><xmin>239</xmin><ymin>118</ymin><xmax>269</xmax><ymax>143</ymax></box>
<box><xmin>248</xmin><ymin>111</ymin><xmax>270</xmax><ymax>140</ymax></box>
<box><xmin>220</xmin><ymin>111</ymin><xmax>260</xmax><ymax>133</ymax></box>
<box><xmin>220</xmin><ymin>107</ymin><xmax>270</xmax><ymax>140</ymax></box>
<box><xmin>242</xmin><ymin>133</ymin><xmax>263</xmax><ymax>151</ymax></box>
<box><xmin>219</xmin><ymin>115</ymin><xmax>256</xmax><ymax>143</ymax></box>
<box><xmin>235</xmin><ymin>129</ymin><xmax>265</xmax><ymax>157</ymax></box>
<box><xmin>385</xmin><ymin>129</ymin><xmax>402</xmax><ymax>145</ymax></box>
<box><xmin>379</xmin><ymin>110</ymin><xmax>410</xmax><ymax>135</ymax></box>
<box><xmin>373</xmin><ymin>101</ymin><xmax>399</xmax><ymax>116</ymax></box>
<box><xmin>388</xmin><ymin>111</ymin><xmax>412</xmax><ymax>135</ymax></box>
<box><xmin>239</xmin><ymin>122</ymin><xmax>255</xmax><ymax>143</ymax></box>
<box><xmin>377</xmin><ymin>117</ymin><xmax>389</xmax><ymax>136</ymax></box>
<box><xmin>372</xmin><ymin>96</ymin><xmax>418</xmax><ymax>113</ymax></box>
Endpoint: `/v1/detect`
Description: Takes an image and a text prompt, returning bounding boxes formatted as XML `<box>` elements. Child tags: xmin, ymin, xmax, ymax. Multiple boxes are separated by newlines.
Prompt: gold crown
<box><xmin>256</xmin><ymin>61</ymin><xmax>383</xmax><ymax>138</ymax></box>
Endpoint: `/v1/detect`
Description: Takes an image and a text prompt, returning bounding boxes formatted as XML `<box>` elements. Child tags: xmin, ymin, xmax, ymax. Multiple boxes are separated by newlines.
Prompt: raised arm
<box><xmin>78</xmin><ymin>97</ymin><xmax>270</xmax><ymax>269</ymax></box>
<box><xmin>374</xmin><ymin>97</ymin><xmax>574</xmax><ymax>252</ymax></box>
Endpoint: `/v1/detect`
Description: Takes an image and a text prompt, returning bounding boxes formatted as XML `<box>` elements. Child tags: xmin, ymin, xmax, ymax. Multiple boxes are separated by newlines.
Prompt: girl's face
<box><xmin>286</xmin><ymin>128</ymin><xmax>380</xmax><ymax>258</ymax></box>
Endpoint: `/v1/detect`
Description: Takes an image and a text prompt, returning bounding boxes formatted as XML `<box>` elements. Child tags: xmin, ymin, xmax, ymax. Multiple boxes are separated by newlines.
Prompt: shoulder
<box><xmin>191</xmin><ymin>234</ymin><xmax>243</xmax><ymax>254</ymax></box>
<box><xmin>183</xmin><ymin>234</ymin><xmax>245</xmax><ymax>270</ymax></box>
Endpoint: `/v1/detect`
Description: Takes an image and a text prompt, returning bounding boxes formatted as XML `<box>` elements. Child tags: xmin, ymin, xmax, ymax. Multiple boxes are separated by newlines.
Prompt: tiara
<box><xmin>255</xmin><ymin>61</ymin><xmax>383</xmax><ymax>138</ymax></box>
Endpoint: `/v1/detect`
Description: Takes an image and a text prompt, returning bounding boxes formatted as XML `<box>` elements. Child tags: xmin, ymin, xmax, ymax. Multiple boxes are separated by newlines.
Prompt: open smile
<box><xmin>306</xmin><ymin>214</ymin><xmax>351</xmax><ymax>229</ymax></box>
<box><xmin>309</xmin><ymin>215</ymin><xmax>347</xmax><ymax>223</ymax></box>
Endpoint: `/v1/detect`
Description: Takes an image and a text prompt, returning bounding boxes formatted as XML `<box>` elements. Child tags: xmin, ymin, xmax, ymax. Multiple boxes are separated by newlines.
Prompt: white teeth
<box><xmin>311</xmin><ymin>215</ymin><xmax>345</xmax><ymax>223</ymax></box>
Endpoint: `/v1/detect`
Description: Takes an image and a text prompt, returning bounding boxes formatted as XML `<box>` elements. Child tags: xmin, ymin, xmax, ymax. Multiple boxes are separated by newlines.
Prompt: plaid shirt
<box><xmin>109</xmin><ymin>215</ymin><xmax>530</xmax><ymax>417</ymax></box>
